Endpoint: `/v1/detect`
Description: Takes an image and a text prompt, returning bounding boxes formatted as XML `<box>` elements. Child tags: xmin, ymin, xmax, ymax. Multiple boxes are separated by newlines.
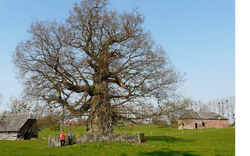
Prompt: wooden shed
<box><xmin>178</xmin><ymin>110</ymin><xmax>228</xmax><ymax>129</ymax></box>
<box><xmin>0</xmin><ymin>113</ymin><xmax>39</xmax><ymax>140</ymax></box>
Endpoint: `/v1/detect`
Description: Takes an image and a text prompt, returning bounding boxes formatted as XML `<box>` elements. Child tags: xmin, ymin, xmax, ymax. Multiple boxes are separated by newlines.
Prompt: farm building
<box><xmin>0</xmin><ymin>113</ymin><xmax>39</xmax><ymax>140</ymax></box>
<box><xmin>178</xmin><ymin>110</ymin><xmax>228</xmax><ymax>129</ymax></box>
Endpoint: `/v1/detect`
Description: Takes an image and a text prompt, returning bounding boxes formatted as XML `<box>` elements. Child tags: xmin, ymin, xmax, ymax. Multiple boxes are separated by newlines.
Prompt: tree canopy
<box><xmin>13</xmin><ymin>0</ymin><xmax>183</xmax><ymax>135</ymax></box>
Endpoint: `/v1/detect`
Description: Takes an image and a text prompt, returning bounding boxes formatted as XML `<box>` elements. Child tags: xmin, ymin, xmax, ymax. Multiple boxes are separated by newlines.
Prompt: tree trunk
<box><xmin>87</xmin><ymin>95</ymin><xmax>113</xmax><ymax>135</ymax></box>
<box><xmin>87</xmin><ymin>63</ymin><xmax>113</xmax><ymax>135</ymax></box>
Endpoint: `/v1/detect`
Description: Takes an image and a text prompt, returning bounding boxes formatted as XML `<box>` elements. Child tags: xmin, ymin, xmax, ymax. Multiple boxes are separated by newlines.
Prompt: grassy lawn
<box><xmin>0</xmin><ymin>126</ymin><xmax>235</xmax><ymax>156</ymax></box>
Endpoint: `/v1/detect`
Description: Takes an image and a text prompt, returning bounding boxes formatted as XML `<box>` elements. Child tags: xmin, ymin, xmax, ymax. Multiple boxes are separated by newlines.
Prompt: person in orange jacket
<box><xmin>60</xmin><ymin>130</ymin><xmax>66</xmax><ymax>146</ymax></box>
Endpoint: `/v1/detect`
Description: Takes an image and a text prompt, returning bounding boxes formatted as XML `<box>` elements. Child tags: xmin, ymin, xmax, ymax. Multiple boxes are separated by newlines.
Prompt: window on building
<box><xmin>202</xmin><ymin>122</ymin><xmax>205</xmax><ymax>127</ymax></box>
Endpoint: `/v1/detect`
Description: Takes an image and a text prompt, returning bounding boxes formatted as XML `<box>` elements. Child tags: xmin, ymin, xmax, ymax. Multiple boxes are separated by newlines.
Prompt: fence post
<box><xmin>48</xmin><ymin>135</ymin><xmax>51</xmax><ymax>147</ymax></box>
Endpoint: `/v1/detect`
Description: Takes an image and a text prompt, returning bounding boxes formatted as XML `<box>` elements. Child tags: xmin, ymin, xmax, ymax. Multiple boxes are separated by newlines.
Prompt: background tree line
<box><xmin>188</xmin><ymin>96</ymin><xmax>235</xmax><ymax>124</ymax></box>
<box><xmin>1</xmin><ymin>95</ymin><xmax>234</xmax><ymax>129</ymax></box>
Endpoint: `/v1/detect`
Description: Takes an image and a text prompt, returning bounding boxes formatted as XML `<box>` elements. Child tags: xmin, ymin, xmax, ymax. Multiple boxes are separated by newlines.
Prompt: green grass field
<box><xmin>0</xmin><ymin>126</ymin><xmax>235</xmax><ymax>156</ymax></box>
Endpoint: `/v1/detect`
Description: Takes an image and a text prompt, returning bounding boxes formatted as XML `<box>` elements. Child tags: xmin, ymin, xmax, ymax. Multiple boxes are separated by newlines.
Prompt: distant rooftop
<box><xmin>0</xmin><ymin>113</ymin><xmax>36</xmax><ymax>132</ymax></box>
<box><xmin>179</xmin><ymin>110</ymin><xmax>227</xmax><ymax>120</ymax></box>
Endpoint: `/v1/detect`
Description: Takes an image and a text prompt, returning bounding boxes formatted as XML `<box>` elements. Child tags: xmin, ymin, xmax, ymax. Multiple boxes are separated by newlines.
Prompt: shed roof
<box><xmin>179</xmin><ymin>110</ymin><xmax>227</xmax><ymax>120</ymax></box>
<box><xmin>0</xmin><ymin>113</ymin><xmax>36</xmax><ymax>132</ymax></box>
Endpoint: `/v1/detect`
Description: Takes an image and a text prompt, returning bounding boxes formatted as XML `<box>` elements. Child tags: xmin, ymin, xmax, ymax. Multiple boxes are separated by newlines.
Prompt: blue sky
<box><xmin>0</xmin><ymin>0</ymin><xmax>235</xmax><ymax>111</ymax></box>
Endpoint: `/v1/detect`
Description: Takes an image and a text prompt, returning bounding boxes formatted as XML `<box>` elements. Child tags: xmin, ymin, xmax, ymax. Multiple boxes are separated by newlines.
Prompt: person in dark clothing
<box><xmin>68</xmin><ymin>129</ymin><xmax>73</xmax><ymax>145</ymax></box>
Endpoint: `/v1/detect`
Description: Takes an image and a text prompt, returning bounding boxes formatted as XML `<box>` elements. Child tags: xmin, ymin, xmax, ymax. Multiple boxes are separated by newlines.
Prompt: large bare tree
<box><xmin>13</xmin><ymin>0</ymin><xmax>183</xmax><ymax>135</ymax></box>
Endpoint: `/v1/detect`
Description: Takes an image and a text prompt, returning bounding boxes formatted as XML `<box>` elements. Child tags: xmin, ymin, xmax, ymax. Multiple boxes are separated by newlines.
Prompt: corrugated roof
<box><xmin>179</xmin><ymin>110</ymin><xmax>227</xmax><ymax>120</ymax></box>
<box><xmin>179</xmin><ymin>110</ymin><xmax>200</xmax><ymax>119</ymax></box>
<box><xmin>0</xmin><ymin>113</ymin><xmax>35</xmax><ymax>132</ymax></box>
<box><xmin>197</xmin><ymin>111</ymin><xmax>227</xmax><ymax>120</ymax></box>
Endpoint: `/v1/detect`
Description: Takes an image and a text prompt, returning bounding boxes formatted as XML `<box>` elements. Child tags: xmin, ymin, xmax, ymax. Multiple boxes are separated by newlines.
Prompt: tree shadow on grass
<box><xmin>140</xmin><ymin>136</ymin><xmax>197</xmax><ymax>156</ymax></box>
<box><xmin>146</xmin><ymin>136</ymin><xmax>191</xmax><ymax>143</ymax></box>
<box><xmin>138</xmin><ymin>148</ymin><xmax>198</xmax><ymax>156</ymax></box>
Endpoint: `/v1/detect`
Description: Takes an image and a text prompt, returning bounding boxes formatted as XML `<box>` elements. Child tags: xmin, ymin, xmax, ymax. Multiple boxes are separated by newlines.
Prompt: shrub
<box><xmin>36</xmin><ymin>114</ymin><xmax>60</xmax><ymax>130</ymax></box>
<box><xmin>152</xmin><ymin>118</ymin><xmax>168</xmax><ymax>127</ymax></box>
<box><xmin>170</xmin><ymin>118</ymin><xmax>178</xmax><ymax>128</ymax></box>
